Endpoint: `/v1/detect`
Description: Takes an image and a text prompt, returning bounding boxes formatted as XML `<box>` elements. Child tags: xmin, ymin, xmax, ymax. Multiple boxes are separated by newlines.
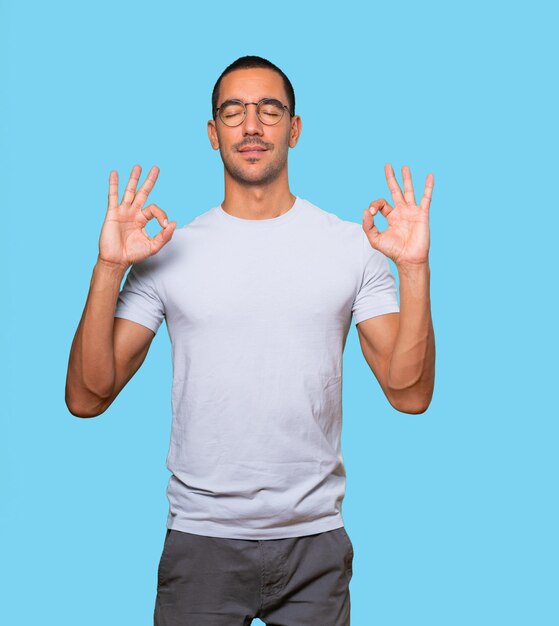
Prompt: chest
<box><xmin>164</xmin><ymin>233</ymin><xmax>358</xmax><ymax>330</ymax></box>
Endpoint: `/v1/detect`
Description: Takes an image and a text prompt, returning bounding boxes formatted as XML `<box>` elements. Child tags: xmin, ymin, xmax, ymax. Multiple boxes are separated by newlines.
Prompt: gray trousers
<box><xmin>154</xmin><ymin>526</ymin><xmax>354</xmax><ymax>625</ymax></box>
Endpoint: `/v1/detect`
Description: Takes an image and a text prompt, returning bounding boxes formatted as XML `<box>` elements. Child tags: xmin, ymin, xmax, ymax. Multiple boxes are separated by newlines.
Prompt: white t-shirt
<box><xmin>114</xmin><ymin>196</ymin><xmax>399</xmax><ymax>539</ymax></box>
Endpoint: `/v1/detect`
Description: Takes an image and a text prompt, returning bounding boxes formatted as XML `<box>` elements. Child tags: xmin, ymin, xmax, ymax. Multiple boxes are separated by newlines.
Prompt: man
<box><xmin>65</xmin><ymin>55</ymin><xmax>435</xmax><ymax>626</ymax></box>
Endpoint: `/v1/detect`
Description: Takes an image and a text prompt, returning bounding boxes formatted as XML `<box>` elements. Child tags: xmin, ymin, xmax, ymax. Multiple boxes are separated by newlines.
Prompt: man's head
<box><xmin>208</xmin><ymin>56</ymin><xmax>302</xmax><ymax>187</ymax></box>
<box><xmin>211</xmin><ymin>56</ymin><xmax>296</xmax><ymax>121</ymax></box>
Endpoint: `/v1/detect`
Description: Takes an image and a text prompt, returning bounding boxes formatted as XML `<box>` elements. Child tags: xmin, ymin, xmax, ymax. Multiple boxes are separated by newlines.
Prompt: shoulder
<box><xmin>300</xmin><ymin>198</ymin><xmax>392</xmax><ymax>270</ymax></box>
<box><xmin>132</xmin><ymin>206</ymin><xmax>218</xmax><ymax>275</ymax></box>
<box><xmin>299</xmin><ymin>197</ymin><xmax>364</xmax><ymax>242</ymax></box>
<box><xmin>175</xmin><ymin>206</ymin><xmax>218</xmax><ymax>235</ymax></box>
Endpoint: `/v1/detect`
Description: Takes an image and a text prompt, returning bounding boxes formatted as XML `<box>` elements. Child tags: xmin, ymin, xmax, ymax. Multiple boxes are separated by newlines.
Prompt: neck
<box><xmin>220</xmin><ymin>171</ymin><xmax>296</xmax><ymax>220</ymax></box>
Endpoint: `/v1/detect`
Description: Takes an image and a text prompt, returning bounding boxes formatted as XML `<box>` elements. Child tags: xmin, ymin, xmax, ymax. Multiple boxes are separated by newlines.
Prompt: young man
<box><xmin>65</xmin><ymin>55</ymin><xmax>435</xmax><ymax>625</ymax></box>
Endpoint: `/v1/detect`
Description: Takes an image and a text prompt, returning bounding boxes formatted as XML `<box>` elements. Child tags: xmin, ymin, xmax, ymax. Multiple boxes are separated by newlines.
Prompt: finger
<box><xmin>385</xmin><ymin>163</ymin><xmax>405</xmax><ymax>205</ymax></box>
<box><xmin>368</xmin><ymin>198</ymin><xmax>394</xmax><ymax>218</ymax></box>
<box><xmin>108</xmin><ymin>170</ymin><xmax>119</xmax><ymax>211</ymax></box>
<box><xmin>419</xmin><ymin>173</ymin><xmax>435</xmax><ymax>212</ymax></box>
<box><xmin>141</xmin><ymin>220</ymin><xmax>175</xmax><ymax>240</ymax></box>
<box><xmin>141</xmin><ymin>203</ymin><xmax>169</xmax><ymax>229</ymax></box>
<box><xmin>149</xmin><ymin>221</ymin><xmax>177</xmax><ymax>254</ymax></box>
<box><xmin>122</xmin><ymin>164</ymin><xmax>142</xmax><ymax>206</ymax></box>
<box><xmin>362</xmin><ymin>209</ymin><xmax>381</xmax><ymax>248</ymax></box>
<box><xmin>131</xmin><ymin>165</ymin><xmax>160</xmax><ymax>210</ymax></box>
<box><xmin>402</xmin><ymin>165</ymin><xmax>416</xmax><ymax>205</ymax></box>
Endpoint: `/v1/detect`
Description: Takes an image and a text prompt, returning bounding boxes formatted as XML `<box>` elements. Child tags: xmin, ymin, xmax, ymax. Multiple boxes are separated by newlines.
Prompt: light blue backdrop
<box><xmin>2</xmin><ymin>1</ymin><xmax>557</xmax><ymax>624</ymax></box>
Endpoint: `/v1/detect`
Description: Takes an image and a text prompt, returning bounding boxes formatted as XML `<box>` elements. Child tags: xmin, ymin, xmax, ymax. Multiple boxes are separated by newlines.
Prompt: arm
<box><xmin>65</xmin><ymin>164</ymin><xmax>176</xmax><ymax>418</ymax></box>
<box><xmin>356</xmin><ymin>262</ymin><xmax>435</xmax><ymax>413</ymax></box>
<box><xmin>358</xmin><ymin>163</ymin><xmax>435</xmax><ymax>414</ymax></box>
<box><xmin>65</xmin><ymin>259</ymin><xmax>156</xmax><ymax>417</ymax></box>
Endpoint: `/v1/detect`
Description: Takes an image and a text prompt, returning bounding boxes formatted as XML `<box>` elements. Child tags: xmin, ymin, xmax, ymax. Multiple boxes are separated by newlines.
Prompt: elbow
<box><xmin>395</xmin><ymin>401</ymin><xmax>431</xmax><ymax>415</ymax></box>
<box><xmin>65</xmin><ymin>388</ymin><xmax>110</xmax><ymax>419</ymax></box>
<box><xmin>66</xmin><ymin>403</ymin><xmax>102</xmax><ymax>418</ymax></box>
<box><xmin>387</xmin><ymin>388</ymin><xmax>433</xmax><ymax>415</ymax></box>
<box><xmin>386</xmin><ymin>368</ymin><xmax>435</xmax><ymax>415</ymax></box>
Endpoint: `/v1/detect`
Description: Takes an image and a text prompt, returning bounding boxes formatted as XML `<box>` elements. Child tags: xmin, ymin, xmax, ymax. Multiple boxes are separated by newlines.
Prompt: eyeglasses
<box><xmin>215</xmin><ymin>98</ymin><xmax>293</xmax><ymax>127</ymax></box>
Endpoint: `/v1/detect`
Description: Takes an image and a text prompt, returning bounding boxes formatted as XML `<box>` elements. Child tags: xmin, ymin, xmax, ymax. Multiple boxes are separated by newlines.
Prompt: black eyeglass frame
<box><xmin>214</xmin><ymin>98</ymin><xmax>294</xmax><ymax>126</ymax></box>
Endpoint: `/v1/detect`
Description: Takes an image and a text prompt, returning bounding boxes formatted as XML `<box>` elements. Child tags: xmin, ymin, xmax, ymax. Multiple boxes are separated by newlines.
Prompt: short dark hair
<box><xmin>211</xmin><ymin>55</ymin><xmax>295</xmax><ymax>119</ymax></box>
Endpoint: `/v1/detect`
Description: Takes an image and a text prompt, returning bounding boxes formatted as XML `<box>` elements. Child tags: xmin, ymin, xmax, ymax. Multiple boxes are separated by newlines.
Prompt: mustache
<box><xmin>235</xmin><ymin>139</ymin><xmax>273</xmax><ymax>151</ymax></box>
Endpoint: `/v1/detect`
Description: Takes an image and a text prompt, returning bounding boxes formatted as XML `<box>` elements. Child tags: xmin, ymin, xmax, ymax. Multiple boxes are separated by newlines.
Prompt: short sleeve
<box><xmin>352</xmin><ymin>231</ymin><xmax>400</xmax><ymax>325</ymax></box>
<box><xmin>114</xmin><ymin>260</ymin><xmax>165</xmax><ymax>334</ymax></box>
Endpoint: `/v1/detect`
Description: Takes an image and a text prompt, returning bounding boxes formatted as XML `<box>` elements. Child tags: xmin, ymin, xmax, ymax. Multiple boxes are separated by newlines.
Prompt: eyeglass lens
<box><xmin>219</xmin><ymin>100</ymin><xmax>285</xmax><ymax>126</ymax></box>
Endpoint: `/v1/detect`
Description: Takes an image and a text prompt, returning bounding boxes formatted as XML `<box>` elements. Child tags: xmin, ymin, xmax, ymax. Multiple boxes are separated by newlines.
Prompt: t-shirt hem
<box><xmin>165</xmin><ymin>515</ymin><xmax>345</xmax><ymax>540</ymax></box>
<box><xmin>114</xmin><ymin>311</ymin><xmax>161</xmax><ymax>334</ymax></box>
<box><xmin>353</xmin><ymin>303</ymin><xmax>400</xmax><ymax>325</ymax></box>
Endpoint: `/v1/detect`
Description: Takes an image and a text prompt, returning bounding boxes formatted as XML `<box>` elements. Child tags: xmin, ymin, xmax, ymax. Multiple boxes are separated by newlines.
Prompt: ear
<box><xmin>289</xmin><ymin>115</ymin><xmax>302</xmax><ymax>148</ymax></box>
<box><xmin>207</xmin><ymin>119</ymin><xmax>220</xmax><ymax>150</ymax></box>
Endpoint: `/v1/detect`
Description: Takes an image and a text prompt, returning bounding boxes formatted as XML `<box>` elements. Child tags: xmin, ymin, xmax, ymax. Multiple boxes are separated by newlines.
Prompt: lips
<box><xmin>239</xmin><ymin>146</ymin><xmax>267</xmax><ymax>152</ymax></box>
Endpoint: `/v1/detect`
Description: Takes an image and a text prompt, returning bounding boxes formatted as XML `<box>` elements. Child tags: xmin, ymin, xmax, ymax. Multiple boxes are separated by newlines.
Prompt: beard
<box><xmin>218</xmin><ymin>133</ymin><xmax>290</xmax><ymax>187</ymax></box>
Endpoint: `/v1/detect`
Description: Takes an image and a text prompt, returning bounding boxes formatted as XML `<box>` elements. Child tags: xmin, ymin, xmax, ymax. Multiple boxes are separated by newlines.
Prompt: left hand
<box><xmin>363</xmin><ymin>164</ymin><xmax>434</xmax><ymax>268</ymax></box>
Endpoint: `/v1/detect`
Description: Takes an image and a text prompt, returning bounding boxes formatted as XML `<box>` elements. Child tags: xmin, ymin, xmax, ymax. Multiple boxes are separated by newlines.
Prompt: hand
<box><xmin>98</xmin><ymin>164</ymin><xmax>177</xmax><ymax>270</ymax></box>
<box><xmin>362</xmin><ymin>164</ymin><xmax>434</xmax><ymax>268</ymax></box>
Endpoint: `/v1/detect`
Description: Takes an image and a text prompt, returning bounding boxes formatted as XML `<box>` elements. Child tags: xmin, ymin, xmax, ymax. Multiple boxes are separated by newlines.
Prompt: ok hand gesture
<box><xmin>363</xmin><ymin>164</ymin><xmax>434</xmax><ymax>268</ymax></box>
<box><xmin>98</xmin><ymin>164</ymin><xmax>177</xmax><ymax>270</ymax></box>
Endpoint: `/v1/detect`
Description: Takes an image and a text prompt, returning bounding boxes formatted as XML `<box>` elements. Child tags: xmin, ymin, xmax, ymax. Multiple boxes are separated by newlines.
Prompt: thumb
<box><xmin>149</xmin><ymin>221</ymin><xmax>177</xmax><ymax>255</ymax></box>
<box><xmin>363</xmin><ymin>209</ymin><xmax>381</xmax><ymax>249</ymax></box>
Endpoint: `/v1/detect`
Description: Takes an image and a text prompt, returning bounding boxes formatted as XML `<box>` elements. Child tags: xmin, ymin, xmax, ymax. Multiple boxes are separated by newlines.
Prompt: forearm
<box><xmin>65</xmin><ymin>258</ymin><xmax>127</xmax><ymax>415</ymax></box>
<box><xmin>388</xmin><ymin>262</ymin><xmax>435</xmax><ymax>412</ymax></box>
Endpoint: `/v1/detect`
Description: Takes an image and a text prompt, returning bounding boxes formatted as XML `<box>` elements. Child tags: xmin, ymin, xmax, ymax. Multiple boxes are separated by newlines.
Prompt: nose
<box><xmin>242</xmin><ymin>103</ymin><xmax>264</xmax><ymax>136</ymax></box>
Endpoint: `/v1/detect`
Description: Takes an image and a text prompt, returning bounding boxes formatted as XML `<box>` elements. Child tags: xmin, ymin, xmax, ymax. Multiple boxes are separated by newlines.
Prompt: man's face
<box><xmin>208</xmin><ymin>68</ymin><xmax>301</xmax><ymax>187</ymax></box>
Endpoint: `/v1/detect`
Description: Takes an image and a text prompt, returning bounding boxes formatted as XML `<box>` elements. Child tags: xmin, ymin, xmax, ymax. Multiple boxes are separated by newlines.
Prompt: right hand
<box><xmin>98</xmin><ymin>164</ymin><xmax>177</xmax><ymax>269</ymax></box>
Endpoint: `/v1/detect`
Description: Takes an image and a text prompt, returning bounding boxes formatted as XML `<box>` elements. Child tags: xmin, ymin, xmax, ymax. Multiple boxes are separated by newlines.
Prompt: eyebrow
<box><xmin>218</xmin><ymin>97</ymin><xmax>283</xmax><ymax>107</ymax></box>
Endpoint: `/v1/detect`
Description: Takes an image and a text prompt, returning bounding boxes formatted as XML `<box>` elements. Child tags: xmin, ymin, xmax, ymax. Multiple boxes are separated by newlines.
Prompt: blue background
<box><xmin>2</xmin><ymin>0</ymin><xmax>558</xmax><ymax>624</ymax></box>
